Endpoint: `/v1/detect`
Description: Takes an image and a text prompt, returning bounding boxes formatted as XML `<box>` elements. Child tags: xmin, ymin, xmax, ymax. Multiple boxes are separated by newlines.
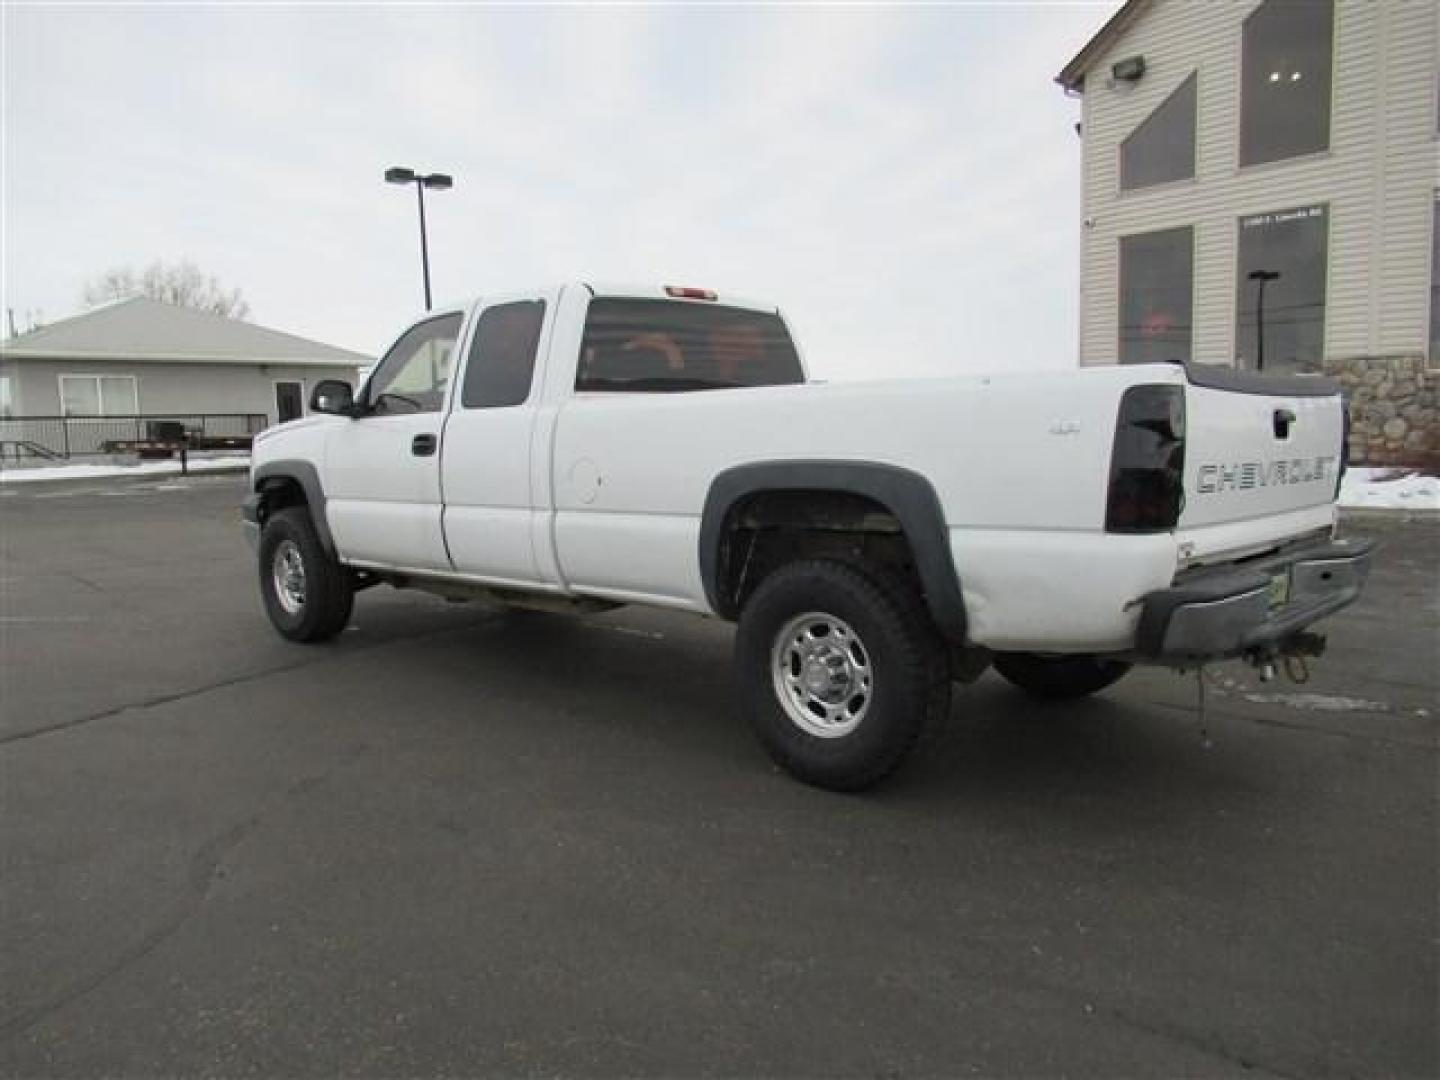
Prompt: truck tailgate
<box><xmin>1177</xmin><ymin>366</ymin><xmax>1343</xmax><ymax>559</ymax></box>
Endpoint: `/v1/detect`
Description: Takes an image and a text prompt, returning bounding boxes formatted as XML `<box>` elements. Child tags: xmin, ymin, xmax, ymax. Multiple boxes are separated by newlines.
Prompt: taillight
<box><xmin>1106</xmin><ymin>384</ymin><xmax>1186</xmax><ymax>533</ymax></box>
<box><xmin>1337</xmin><ymin>394</ymin><xmax>1351</xmax><ymax>498</ymax></box>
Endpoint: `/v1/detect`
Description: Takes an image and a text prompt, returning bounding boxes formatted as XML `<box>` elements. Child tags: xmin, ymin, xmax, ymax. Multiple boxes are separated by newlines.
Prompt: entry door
<box><xmin>324</xmin><ymin>312</ymin><xmax>463</xmax><ymax>571</ymax></box>
<box><xmin>274</xmin><ymin>381</ymin><xmax>304</xmax><ymax>423</ymax></box>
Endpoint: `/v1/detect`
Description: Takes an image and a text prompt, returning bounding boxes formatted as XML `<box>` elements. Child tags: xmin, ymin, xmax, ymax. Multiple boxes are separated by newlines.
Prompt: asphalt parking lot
<box><xmin>1</xmin><ymin>473</ymin><xmax>1435</xmax><ymax>1079</ymax></box>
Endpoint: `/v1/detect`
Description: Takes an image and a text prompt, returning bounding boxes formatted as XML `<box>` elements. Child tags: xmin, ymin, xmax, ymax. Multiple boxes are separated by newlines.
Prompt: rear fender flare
<box><xmin>699</xmin><ymin>460</ymin><xmax>967</xmax><ymax>643</ymax></box>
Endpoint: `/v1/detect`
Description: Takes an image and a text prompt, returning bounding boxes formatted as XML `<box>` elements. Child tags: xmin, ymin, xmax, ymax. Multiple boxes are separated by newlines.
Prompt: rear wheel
<box><xmin>735</xmin><ymin>560</ymin><xmax>950</xmax><ymax>792</ymax></box>
<box><xmin>259</xmin><ymin>507</ymin><xmax>354</xmax><ymax>642</ymax></box>
<box><xmin>992</xmin><ymin>652</ymin><xmax>1131</xmax><ymax>700</ymax></box>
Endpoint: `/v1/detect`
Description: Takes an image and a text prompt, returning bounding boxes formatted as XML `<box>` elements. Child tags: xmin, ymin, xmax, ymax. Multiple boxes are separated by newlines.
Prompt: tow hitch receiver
<box><xmin>1245</xmin><ymin>631</ymin><xmax>1326</xmax><ymax>683</ymax></box>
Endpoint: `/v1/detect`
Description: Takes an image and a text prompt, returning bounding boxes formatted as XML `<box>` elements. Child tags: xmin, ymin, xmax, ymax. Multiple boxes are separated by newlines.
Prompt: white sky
<box><xmin>2</xmin><ymin>1</ymin><xmax>1120</xmax><ymax>379</ymax></box>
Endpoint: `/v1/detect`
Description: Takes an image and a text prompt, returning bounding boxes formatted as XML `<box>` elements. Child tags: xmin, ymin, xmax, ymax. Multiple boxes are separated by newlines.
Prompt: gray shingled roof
<box><xmin>0</xmin><ymin>297</ymin><xmax>370</xmax><ymax>367</ymax></box>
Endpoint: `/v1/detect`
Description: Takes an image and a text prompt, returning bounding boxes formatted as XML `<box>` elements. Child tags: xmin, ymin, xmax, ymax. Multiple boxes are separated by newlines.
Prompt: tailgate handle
<box><xmin>1273</xmin><ymin>408</ymin><xmax>1296</xmax><ymax>439</ymax></box>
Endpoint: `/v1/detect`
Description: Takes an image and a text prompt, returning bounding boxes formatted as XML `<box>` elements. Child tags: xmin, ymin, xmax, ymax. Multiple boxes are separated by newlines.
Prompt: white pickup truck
<box><xmin>244</xmin><ymin>284</ymin><xmax>1372</xmax><ymax>789</ymax></box>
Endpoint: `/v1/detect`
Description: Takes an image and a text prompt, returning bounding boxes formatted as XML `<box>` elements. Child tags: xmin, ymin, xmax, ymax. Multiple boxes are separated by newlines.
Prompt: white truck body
<box><xmin>244</xmin><ymin>283</ymin><xmax>1371</xmax><ymax>789</ymax></box>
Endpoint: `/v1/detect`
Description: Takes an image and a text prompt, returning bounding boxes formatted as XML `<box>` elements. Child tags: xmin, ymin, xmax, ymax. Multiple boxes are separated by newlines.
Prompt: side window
<box><xmin>365</xmin><ymin>314</ymin><xmax>463</xmax><ymax>414</ymax></box>
<box><xmin>461</xmin><ymin>301</ymin><xmax>547</xmax><ymax>409</ymax></box>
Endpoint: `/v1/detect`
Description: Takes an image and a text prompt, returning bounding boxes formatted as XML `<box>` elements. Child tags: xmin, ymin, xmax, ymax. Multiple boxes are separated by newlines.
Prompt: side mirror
<box><xmin>310</xmin><ymin>379</ymin><xmax>356</xmax><ymax>416</ymax></box>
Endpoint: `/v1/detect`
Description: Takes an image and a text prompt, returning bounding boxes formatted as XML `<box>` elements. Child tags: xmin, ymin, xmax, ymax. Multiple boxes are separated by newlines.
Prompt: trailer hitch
<box><xmin>1244</xmin><ymin>632</ymin><xmax>1327</xmax><ymax>684</ymax></box>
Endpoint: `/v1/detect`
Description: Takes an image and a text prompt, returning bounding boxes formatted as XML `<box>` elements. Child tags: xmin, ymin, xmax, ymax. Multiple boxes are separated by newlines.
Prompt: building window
<box><xmin>1430</xmin><ymin>191</ymin><xmax>1439</xmax><ymax>364</ymax></box>
<box><xmin>58</xmin><ymin>375</ymin><xmax>138</xmax><ymax>416</ymax></box>
<box><xmin>1235</xmin><ymin>204</ymin><xmax>1328</xmax><ymax>373</ymax></box>
<box><xmin>1240</xmin><ymin>0</ymin><xmax>1334</xmax><ymax>167</ymax></box>
<box><xmin>1119</xmin><ymin>227</ymin><xmax>1193</xmax><ymax>364</ymax></box>
<box><xmin>1121</xmin><ymin>73</ymin><xmax>1197</xmax><ymax>191</ymax></box>
<box><xmin>0</xmin><ymin>375</ymin><xmax>12</xmax><ymax>418</ymax></box>
<box><xmin>462</xmin><ymin>300</ymin><xmax>547</xmax><ymax>409</ymax></box>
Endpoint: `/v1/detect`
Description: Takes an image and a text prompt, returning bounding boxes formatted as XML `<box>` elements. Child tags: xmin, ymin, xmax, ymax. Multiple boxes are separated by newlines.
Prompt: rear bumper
<box><xmin>1135</xmin><ymin>536</ymin><xmax>1374</xmax><ymax>661</ymax></box>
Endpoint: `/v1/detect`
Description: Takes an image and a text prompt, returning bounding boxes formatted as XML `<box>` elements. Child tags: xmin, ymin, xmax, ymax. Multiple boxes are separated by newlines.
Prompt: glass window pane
<box><xmin>99</xmin><ymin>376</ymin><xmax>137</xmax><ymax>415</ymax></box>
<box><xmin>462</xmin><ymin>301</ymin><xmax>547</xmax><ymax>409</ymax></box>
<box><xmin>1240</xmin><ymin>0</ymin><xmax>1334</xmax><ymax>166</ymax></box>
<box><xmin>1235</xmin><ymin>204</ymin><xmax>1328</xmax><ymax>373</ymax></box>
<box><xmin>1121</xmin><ymin>73</ymin><xmax>1197</xmax><ymax>191</ymax></box>
<box><xmin>60</xmin><ymin>376</ymin><xmax>101</xmax><ymax>416</ymax></box>
<box><xmin>0</xmin><ymin>376</ymin><xmax>12</xmax><ymax>418</ymax></box>
<box><xmin>367</xmin><ymin>313</ymin><xmax>463</xmax><ymax>413</ymax></box>
<box><xmin>577</xmin><ymin>300</ymin><xmax>804</xmax><ymax>392</ymax></box>
<box><xmin>1119</xmin><ymin>227</ymin><xmax>1193</xmax><ymax>364</ymax></box>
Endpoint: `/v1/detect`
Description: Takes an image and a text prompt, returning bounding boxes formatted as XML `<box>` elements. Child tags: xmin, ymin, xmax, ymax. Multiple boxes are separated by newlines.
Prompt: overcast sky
<box><xmin>2</xmin><ymin>1</ymin><xmax>1118</xmax><ymax>379</ymax></box>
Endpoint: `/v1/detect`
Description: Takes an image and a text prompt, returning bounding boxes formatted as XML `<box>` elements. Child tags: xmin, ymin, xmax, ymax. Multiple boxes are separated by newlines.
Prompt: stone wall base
<box><xmin>1320</xmin><ymin>355</ymin><xmax>1438</xmax><ymax>469</ymax></box>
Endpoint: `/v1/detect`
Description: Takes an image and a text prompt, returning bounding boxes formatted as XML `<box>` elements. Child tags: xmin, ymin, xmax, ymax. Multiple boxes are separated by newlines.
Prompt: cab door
<box><xmin>440</xmin><ymin>292</ymin><xmax>557</xmax><ymax>587</ymax></box>
<box><xmin>324</xmin><ymin>311</ymin><xmax>463</xmax><ymax>570</ymax></box>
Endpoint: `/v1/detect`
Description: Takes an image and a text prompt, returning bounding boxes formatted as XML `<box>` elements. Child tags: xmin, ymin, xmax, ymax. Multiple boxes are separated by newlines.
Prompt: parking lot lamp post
<box><xmin>1248</xmin><ymin>269</ymin><xmax>1280</xmax><ymax>372</ymax></box>
<box><xmin>385</xmin><ymin>167</ymin><xmax>454</xmax><ymax>311</ymax></box>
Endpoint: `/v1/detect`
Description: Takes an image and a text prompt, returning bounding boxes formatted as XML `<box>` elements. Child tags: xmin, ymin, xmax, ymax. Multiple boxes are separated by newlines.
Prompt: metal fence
<box><xmin>0</xmin><ymin>413</ymin><xmax>268</xmax><ymax>460</ymax></box>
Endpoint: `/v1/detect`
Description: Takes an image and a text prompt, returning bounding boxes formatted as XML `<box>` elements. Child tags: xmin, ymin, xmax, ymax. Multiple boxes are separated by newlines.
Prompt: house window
<box><xmin>0</xmin><ymin>375</ymin><xmax>12</xmax><ymax>418</ymax></box>
<box><xmin>1235</xmin><ymin>204</ymin><xmax>1328</xmax><ymax>373</ymax></box>
<box><xmin>1119</xmin><ymin>227</ymin><xmax>1193</xmax><ymax>364</ymax></box>
<box><xmin>58</xmin><ymin>375</ymin><xmax>139</xmax><ymax>416</ymax></box>
<box><xmin>1240</xmin><ymin>0</ymin><xmax>1334</xmax><ymax>167</ymax></box>
<box><xmin>1121</xmin><ymin>73</ymin><xmax>1197</xmax><ymax>190</ymax></box>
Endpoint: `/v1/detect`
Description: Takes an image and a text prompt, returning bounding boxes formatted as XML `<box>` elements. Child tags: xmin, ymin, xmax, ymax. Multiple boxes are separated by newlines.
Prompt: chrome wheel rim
<box><xmin>272</xmin><ymin>540</ymin><xmax>306</xmax><ymax>615</ymax></box>
<box><xmin>770</xmin><ymin>611</ymin><xmax>873</xmax><ymax>738</ymax></box>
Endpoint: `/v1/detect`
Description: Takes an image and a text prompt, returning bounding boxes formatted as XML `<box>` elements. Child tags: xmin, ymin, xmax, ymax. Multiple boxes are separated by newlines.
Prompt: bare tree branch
<box><xmin>82</xmin><ymin>260</ymin><xmax>252</xmax><ymax>320</ymax></box>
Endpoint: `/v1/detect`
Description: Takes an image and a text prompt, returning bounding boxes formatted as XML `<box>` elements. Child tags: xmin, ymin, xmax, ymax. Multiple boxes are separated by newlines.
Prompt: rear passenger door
<box><xmin>440</xmin><ymin>292</ymin><xmax>556</xmax><ymax>587</ymax></box>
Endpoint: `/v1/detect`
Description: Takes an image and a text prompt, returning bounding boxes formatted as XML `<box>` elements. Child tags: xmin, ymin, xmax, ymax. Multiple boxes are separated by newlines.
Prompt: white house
<box><xmin>1057</xmin><ymin>0</ymin><xmax>1438</xmax><ymax>464</ymax></box>
<box><xmin>0</xmin><ymin>298</ymin><xmax>368</xmax><ymax>455</ymax></box>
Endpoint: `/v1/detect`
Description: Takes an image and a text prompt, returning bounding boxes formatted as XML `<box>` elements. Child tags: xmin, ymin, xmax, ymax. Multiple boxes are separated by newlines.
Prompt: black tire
<box><xmin>991</xmin><ymin>652</ymin><xmax>1131</xmax><ymax>700</ymax></box>
<box><xmin>734</xmin><ymin>560</ymin><xmax>950</xmax><ymax>792</ymax></box>
<box><xmin>258</xmin><ymin>506</ymin><xmax>354</xmax><ymax>643</ymax></box>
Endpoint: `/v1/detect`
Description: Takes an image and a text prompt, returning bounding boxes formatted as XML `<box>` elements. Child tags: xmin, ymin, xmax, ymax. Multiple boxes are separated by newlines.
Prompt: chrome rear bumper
<box><xmin>1135</xmin><ymin>537</ymin><xmax>1374</xmax><ymax>661</ymax></box>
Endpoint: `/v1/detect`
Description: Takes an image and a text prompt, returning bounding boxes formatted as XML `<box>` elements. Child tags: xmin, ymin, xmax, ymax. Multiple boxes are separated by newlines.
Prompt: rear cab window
<box><xmin>576</xmin><ymin>299</ymin><xmax>804</xmax><ymax>393</ymax></box>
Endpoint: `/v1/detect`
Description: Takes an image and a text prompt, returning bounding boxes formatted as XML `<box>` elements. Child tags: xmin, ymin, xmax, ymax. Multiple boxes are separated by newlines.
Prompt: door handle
<box><xmin>1273</xmin><ymin>409</ymin><xmax>1296</xmax><ymax>439</ymax></box>
<box><xmin>412</xmin><ymin>433</ymin><xmax>438</xmax><ymax>456</ymax></box>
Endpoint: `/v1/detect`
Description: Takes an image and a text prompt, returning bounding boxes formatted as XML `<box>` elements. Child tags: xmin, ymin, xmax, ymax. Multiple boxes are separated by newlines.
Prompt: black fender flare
<box><xmin>699</xmin><ymin>460</ymin><xmax>967</xmax><ymax>643</ymax></box>
<box><xmin>252</xmin><ymin>459</ymin><xmax>337</xmax><ymax>558</ymax></box>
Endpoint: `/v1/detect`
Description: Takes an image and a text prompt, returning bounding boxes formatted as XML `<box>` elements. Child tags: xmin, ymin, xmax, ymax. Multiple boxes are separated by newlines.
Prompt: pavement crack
<box><xmin>0</xmin><ymin>617</ymin><xmax>493</xmax><ymax>747</ymax></box>
<box><xmin>0</xmin><ymin>657</ymin><xmax>321</xmax><ymax>746</ymax></box>
<box><xmin>0</xmin><ymin>812</ymin><xmax>262</xmax><ymax>1045</ymax></box>
<box><xmin>0</xmin><ymin>767</ymin><xmax>337</xmax><ymax>1045</ymax></box>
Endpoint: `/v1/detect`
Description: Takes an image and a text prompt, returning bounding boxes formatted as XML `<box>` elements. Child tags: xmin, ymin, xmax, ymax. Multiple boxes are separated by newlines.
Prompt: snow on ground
<box><xmin>1</xmin><ymin>457</ymin><xmax>1435</xmax><ymax>513</ymax></box>
<box><xmin>0</xmin><ymin>456</ymin><xmax>250</xmax><ymax>483</ymax></box>
<box><xmin>1338</xmin><ymin>467</ymin><xmax>1440</xmax><ymax>512</ymax></box>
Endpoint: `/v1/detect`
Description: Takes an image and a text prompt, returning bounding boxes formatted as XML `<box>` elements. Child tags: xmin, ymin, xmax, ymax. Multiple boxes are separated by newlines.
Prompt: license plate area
<box><xmin>1267</xmin><ymin>569</ymin><xmax>1292</xmax><ymax>609</ymax></box>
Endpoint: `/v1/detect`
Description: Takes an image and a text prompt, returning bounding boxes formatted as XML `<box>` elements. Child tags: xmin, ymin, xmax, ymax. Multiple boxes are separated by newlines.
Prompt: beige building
<box><xmin>1058</xmin><ymin>0</ymin><xmax>1438</xmax><ymax>464</ymax></box>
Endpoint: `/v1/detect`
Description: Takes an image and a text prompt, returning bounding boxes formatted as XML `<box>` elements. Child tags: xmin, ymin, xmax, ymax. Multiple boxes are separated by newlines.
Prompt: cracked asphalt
<box><xmin>1</xmin><ymin>474</ymin><xmax>1435</xmax><ymax>1078</ymax></box>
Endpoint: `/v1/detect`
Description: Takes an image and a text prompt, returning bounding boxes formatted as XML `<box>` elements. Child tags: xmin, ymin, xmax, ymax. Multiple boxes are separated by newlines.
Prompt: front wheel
<box><xmin>259</xmin><ymin>507</ymin><xmax>354</xmax><ymax>642</ymax></box>
<box><xmin>734</xmin><ymin>560</ymin><xmax>950</xmax><ymax>792</ymax></box>
<box><xmin>992</xmin><ymin>652</ymin><xmax>1131</xmax><ymax>700</ymax></box>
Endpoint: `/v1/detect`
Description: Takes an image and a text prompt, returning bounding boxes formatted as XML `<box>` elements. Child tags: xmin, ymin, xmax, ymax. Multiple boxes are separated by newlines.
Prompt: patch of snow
<box><xmin>1239</xmin><ymin>691</ymin><xmax>1391</xmax><ymax>713</ymax></box>
<box><xmin>0</xmin><ymin>455</ymin><xmax>250</xmax><ymax>484</ymax></box>
<box><xmin>1339</xmin><ymin>467</ymin><xmax>1440</xmax><ymax>512</ymax></box>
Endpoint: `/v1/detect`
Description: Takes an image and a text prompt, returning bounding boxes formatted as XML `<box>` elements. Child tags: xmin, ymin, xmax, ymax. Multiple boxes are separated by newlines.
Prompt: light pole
<box><xmin>1247</xmin><ymin>269</ymin><xmax>1280</xmax><ymax>371</ymax></box>
<box><xmin>385</xmin><ymin>166</ymin><xmax>453</xmax><ymax>311</ymax></box>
